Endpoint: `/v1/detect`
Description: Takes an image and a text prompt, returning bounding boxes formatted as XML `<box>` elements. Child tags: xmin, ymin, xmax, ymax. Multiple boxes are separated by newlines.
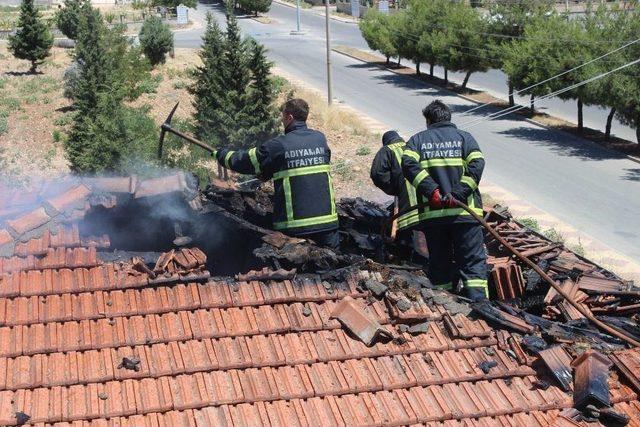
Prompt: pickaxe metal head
<box><xmin>157</xmin><ymin>102</ymin><xmax>216</xmax><ymax>160</ymax></box>
<box><xmin>158</xmin><ymin>102</ymin><xmax>180</xmax><ymax>159</ymax></box>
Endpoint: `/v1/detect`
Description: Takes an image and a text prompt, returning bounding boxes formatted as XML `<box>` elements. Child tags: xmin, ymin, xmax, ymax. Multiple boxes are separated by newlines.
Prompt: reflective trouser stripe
<box><xmin>248</xmin><ymin>148</ymin><xmax>260</xmax><ymax>174</ymax></box>
<box><xmin>397</xmin><ymin>209</ymin><xmax>420</xmax><ymax>230</ymax></box>
<box><xmin>464</xmin><ymin>279</ymin><xmax>489</xmax><ymax>297</ymax></box>
<box><xmin>412</xmin><ymin>170</ymin><xmax>429</xmax><ymax>188</ymax></box>
<box><xmin>435</xmin><ymin>282</ymin><xmax>453</xmax><ymax>291</ymax></box>
<box><xmin>460</xmin><ymin>176</ymin><xmax>478</xmax><ymax>191</ymax></box>
<box><xmin>224</xmin><ymin>151</ymin><xmax>235</xmax><ymax>169</ymax></box>
<box><xmin>273</xmin><ymin>213</ymin><xmax>338</xmax><ymax>230</ymax></box>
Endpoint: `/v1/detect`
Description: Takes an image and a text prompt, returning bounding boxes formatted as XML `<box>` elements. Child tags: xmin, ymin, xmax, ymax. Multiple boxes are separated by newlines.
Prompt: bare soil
<box><xmin>0</xmin><ymin>44</ymin><xmax>382</xmax><ymax>202</ymax></box>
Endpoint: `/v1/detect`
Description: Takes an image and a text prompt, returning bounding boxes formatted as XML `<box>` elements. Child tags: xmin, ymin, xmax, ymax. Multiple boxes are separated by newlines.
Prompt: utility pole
<box><xmin>325</xmin><ymin>0</ymin><xmax>333</xmax><ymax>105</ymax></box>
<box><xmin>296</xmin><ymin>0</ymin><xmax>301</xmax><ymax>32</ymax></box>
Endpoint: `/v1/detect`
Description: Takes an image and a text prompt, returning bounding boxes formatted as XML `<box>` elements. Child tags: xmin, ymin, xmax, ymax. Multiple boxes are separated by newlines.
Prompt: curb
<box><xmin>332</xmin><ymin>47</ymin><xmax>640</xmax><ymax>166</ymax></box>
<box><xmin>272</xmin><ymin>0</ymin><xmax>359</xmax><ymax>24</ymax></box>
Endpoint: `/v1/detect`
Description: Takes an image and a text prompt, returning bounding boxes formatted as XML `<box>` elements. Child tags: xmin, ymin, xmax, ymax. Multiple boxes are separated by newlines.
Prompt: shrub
<box><xmin>138</xmin><ymin>16</ymin><xmax>173</xmax><ymax>66</ymax></box>
<box><xmin>55</xmin><ymin>0</ymin><xmax>82</xmax><ymax>40</ymax></box>
<box><xmin>356</xmin><ymin>146</ymin><xmax>371</xmax><ymax>156</ymax></box>
<box><xmin>62</xmin><ymin>61</ymin><xmax>81</xmax><ymax>100</ymax></box>
<box><xmin>517</xmin><ymin>217</ymin><xmax>540</xmax><ymax>232</ymax></box>
<box><xmin>238</xmin><ymin>0</ymin><xmax>272</xmax><ymax>16</ymax></box>
<box><xmin>8</xmin><ymin>0</ymin><xmax>53</xmax><ymax>73</ymax></box>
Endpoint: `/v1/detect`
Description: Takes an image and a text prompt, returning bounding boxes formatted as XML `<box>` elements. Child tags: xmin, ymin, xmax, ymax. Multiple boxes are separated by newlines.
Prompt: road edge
<box><xmin>332</xmin><ymin>46</ymin><xmax>640</xmax><ymax>166</ymax></box>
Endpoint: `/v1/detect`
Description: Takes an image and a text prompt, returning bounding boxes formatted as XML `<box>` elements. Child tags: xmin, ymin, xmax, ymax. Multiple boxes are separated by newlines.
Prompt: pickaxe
<box><xmin>158</xmin><ymin>102</ymin><xmax>216</xmax><ymax>159</ymax></box>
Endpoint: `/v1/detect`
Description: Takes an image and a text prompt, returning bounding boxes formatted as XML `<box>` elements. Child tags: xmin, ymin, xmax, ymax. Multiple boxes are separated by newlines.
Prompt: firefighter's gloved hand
<box><xmin>441</xmin><ymin>193</ymin><xmax>457</xmax><ymax>209</ymax></box>
<box><xmin>429</xmin><ymin>188</ymin><xmax>444</xmax><ymax>209</ymax></box>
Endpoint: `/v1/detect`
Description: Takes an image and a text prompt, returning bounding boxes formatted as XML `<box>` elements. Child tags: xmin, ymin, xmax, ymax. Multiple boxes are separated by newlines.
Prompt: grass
<box><xmin>332</xmin><ymin>159</ymin><xmax>355</xmax><ymax>180</ymax></box>
<box><xmin>517</xmin><ymin>216</ymin><xmax>540</xmax><ymax>232</ymax></box>
<box><xmin>54</xmin><ymin>114</ymin><xmax>74</xmax><ymax>127</ymax></box>
<box><xmin>172</xmin><ymin>80</ymin><xmax>189</xmax><ymax>90</ymax></box>
<box><xmin>355</xmin><ymin>146</ymin><xmax>371</xmax><ymax>156</ymax></box>
<box><xmin>138</xmin><ymin>74</ymin><xmax>162</xmax><ymax>95</ymax></box>
<box><xmin>0</xmin><ymin>116</ymin><xmax>7</xmax><ymax>135</ymax></box>
<box><xmin>543</xmin><ymin>227</ymin><xmax>565</xmax><ymax>244</ymax></box>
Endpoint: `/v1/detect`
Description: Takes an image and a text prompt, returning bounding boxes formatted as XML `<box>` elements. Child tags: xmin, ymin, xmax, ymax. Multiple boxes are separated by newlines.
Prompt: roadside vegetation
<box><xmin>360</xmin><ymin>0</ymin><xmax>640</xmax><ymax>143</ymax></box>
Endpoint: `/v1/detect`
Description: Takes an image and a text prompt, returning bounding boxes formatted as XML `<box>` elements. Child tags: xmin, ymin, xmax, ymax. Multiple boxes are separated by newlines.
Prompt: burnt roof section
<box><xmin>0</xmin><ymin>174</ymin><xmax>638</xmax><ymax>426</ymax></box>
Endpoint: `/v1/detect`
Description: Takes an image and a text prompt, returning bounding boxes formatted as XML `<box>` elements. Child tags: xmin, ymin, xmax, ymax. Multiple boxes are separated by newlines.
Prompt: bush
<box><xmin>138</xmin><ymin>16</ymin><xmax>173</xmax><ymax>66</ymax></box>
<box><xmin>356</xmin><ymin>146</ymin><xmax>371</xmax><ymax>156</ymax></box>
<box><xmin>62</xmin><ymin>61</ymin><xmax>81</xmax><ymax>100</ymax></box>
<box><xmin>238</xmin><ymin>0</ymin><xmax>272</xmax><ymax>16</ymax></box>
<box><xmin>517</xmin><ymin>217</ymin><xmax>540</xmax><ymax>232</ymax></box>
<box><xmin>55</xmin><ymin>0</ymin><xmax>82</xmax><ymax>40</ymax></box>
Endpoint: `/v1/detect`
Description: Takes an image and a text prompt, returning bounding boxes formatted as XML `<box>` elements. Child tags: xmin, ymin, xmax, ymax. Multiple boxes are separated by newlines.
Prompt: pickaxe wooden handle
<box><xmin>158</xmin><ymin>102</ymin><xmax>216</xmax><ymax>159</ymax></box>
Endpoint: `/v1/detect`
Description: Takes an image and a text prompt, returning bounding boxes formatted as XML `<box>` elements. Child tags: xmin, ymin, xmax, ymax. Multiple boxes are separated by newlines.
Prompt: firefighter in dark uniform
<box><xmin>214</xmin><ymin>98</ymin><xmax>339</xmax><ymax>249</ymax></box>
<box><xmin>401</xmin><ymin>100</ymin><xmax>488</xmax><ymax>301</ymax></box>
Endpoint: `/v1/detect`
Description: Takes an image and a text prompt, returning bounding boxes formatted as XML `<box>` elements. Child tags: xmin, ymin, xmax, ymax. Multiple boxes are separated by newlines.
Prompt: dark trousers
<box><xmin>295</xmin><ymin>229</ymin><xmax>340</xmax><ymax>250</ymax></box>
<box><xmin>422</xmin><ymin>222</ymin><xmax>488</xmax><ymax>297</ymax></box>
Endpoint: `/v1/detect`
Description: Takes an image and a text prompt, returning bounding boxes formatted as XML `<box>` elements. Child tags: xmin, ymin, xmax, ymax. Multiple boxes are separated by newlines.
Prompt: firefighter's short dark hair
<box><xmin>422</xmin><ymin>100</ymin><xmax>451</xmax><ymax>124</ymax></box>
<box><xmin>282</xmin><ymin>98</ymin><xmax>309</xmax><ymax>122</ymax></box>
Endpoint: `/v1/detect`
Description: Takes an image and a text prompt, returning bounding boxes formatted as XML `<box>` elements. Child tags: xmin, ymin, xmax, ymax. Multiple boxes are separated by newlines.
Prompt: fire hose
<box><xmin>381</xmin><ymin>199</ymin><xmax>640</xmax><ymax>348</ymax></box>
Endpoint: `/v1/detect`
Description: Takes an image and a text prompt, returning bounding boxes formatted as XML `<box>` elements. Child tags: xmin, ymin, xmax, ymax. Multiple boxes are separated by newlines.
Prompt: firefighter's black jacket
<box><xmin>401</xmin><ymin>121</ymin><xmax>485</xmax><ymax>226</ymax></box>
<box><xmin>216</xmin><ymin>121</ymin><xmax>338</xmax><ymax>235</ymax></box>
<box><xmin>369</xmin><ymin>136</ymin><xmax>420</xmax><ymax>230</ymax></box>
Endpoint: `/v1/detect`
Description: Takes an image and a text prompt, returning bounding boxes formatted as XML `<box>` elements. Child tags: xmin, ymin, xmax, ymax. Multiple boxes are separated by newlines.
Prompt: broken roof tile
<box><xmin>6</xmin><ymin>207</ymin><xmax>51</xmax><ymax>236</ymax></box>
<box><xmin>45</xmin><ymin>185</ymin><xmax>91</xmax><ymax>214</ymax></box>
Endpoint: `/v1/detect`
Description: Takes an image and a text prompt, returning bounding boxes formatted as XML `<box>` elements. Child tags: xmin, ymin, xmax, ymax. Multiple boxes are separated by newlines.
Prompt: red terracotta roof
<box><xmin>0</xmin><ymin>174</ymin><xmax>638</xmax><ymax>426</ymax></box>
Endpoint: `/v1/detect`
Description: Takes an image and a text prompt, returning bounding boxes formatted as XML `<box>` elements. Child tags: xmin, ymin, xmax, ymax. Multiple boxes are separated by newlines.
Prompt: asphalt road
<box><xmin>175</xmin><ymin>2</ymin><xmax>640</xmax><ymax>262</ymax></box>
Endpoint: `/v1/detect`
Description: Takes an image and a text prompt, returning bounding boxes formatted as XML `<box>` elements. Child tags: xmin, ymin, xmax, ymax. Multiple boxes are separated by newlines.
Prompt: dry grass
<box><xmin>0</xmin><ymin>45</ymin><xmax>382</xmax><ymax>200</ymax></box>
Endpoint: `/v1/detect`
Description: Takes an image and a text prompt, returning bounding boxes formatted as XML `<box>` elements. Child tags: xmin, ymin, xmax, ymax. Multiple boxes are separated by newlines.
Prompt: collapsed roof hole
<box><xmin>80</xmin><ymin>195</ymin><xmax>264</xmax><ymax>276</ymax></box>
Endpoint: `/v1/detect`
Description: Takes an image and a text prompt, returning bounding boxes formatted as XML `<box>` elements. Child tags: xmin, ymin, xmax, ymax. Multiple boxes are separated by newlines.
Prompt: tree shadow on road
<box><xmin>497</xmin><ymin>126</ymin><xmax>627</xmax><ymax>162</ymax></box>
<box><xmin>344</xmin><ymin>63</ymin><xmax>502</xmax><ymax>119</ymax></box>
<box><xmin>622</xmin><ymin>168</ymin><xmax>640</xmax><ymax>182</ymax></box>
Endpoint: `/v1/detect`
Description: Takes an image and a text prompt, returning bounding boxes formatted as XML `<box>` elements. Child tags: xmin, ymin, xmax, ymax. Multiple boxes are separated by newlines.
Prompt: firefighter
<box><xmin>401</xmin><ymin>100</ymin><xmax>488</xmax><ymax>301</ymax></box>
<box><xmin>370</xmin><ymin>130</ymin><xmax>425</xmax><ymax>254</ymax></box>
<box><xmin>215</xmin><ymin>98</ymin><xmax>339</xmax><ymax>249</ymax></box>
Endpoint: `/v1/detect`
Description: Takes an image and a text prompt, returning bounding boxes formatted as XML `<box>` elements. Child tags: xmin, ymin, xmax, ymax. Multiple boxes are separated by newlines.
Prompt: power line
<box><xmin>461</xmin><ymin>37</ymin><xmax>640</xmax><ymax>116</ymax></box>
<box><xmin>458</xmin><ymin>57</ymin><xmax>640</xmax><ymax>129</ymax></box>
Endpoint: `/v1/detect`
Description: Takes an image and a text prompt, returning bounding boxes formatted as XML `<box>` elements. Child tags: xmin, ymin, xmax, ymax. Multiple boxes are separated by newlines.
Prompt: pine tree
<box><xmin>139</xmin><ymin>16</ymin><xmax>174</xmax><ymax>66</ymax></box>
<box><xmin>65</xmin><ymin>3</ymin><xmax>157</xmax><ymax>172</ymax></box>
<box><xmin>56</xmin><ymin>0</ymin><xmax>84</xmax><ymax>40</ymax></box>
<box><xmin>8</xmin><ymin>0</ymin><xmax>53</xmax><ymax>73</ymax></box>
<box><xmin>190</xmin><ymin>13</ymin><xmax>227</xmax><ymax>147</ymax></box>
<box><xmin>245</xmin><ymin>38</ymin><xmax>279</xmax><ymax>143</ymax></box>
<box><xmin>70</xmin><ymin>2</ymin><xmax>112</xmax><ymax>113</ymax></box>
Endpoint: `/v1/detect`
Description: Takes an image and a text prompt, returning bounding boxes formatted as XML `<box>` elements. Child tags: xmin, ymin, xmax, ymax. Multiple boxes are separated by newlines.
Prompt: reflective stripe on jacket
<box><xmin>369</xmin><ymin>139</ymin><xmax>420</xmax><ymax>230</ymax></box>
<box><xmin>401</xmin><ymin>121</ymin><xmax>485</xmax><ymax>226</ymax></box>
<box><xmin>216</xmin><ymin>121</ymin><xmax>338</xmax><ymax>235</ymax></box>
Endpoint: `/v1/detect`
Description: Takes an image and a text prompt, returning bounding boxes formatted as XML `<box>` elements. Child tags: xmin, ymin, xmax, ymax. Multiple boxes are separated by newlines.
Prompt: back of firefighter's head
<box><xmin>281</xmin><ymin>98</ymin><xmax>309</xmax><ymax>129</ymax></box>
<box><xmin>381</xmin><ymin>130</ymin><xmax>402</xmax><ymax>146</ymax></box>
<box><xmin>422</xmin><ymin>100</ymin><xmax>451</xmax><ymax>126</ymax></box>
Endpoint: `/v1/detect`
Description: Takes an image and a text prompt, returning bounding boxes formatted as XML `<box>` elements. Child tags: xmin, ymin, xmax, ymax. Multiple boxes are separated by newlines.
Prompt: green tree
<box><xmin>190</xmin><ymin>10</ymin><xmax>279</xmax><ymax>153</ymax></box>
<box><xmin>503</xmin><ymin>14</ymin><xmax>595</xmax><ymax>132</ymax></box>
<box><xmin>190</xmin><ymin>13</ymin><xmax>227</xmax><ymax>146</ymax></box>
<box><xmin>428</xmin><ymin>1</ymin><xmax>492</xmax><ymax>88</ymax></box>
<box><xmin>413</xmin><ymin>0</ymin><xmax>448</xmax><ymax>77</ymax></box>
<box><xmin>245</xmin><ymin>38</ymin><xmax>279</xmax><ymax>144</ymax></box>
<box><xmin>56</xmin><ymin>0</ymin><xmax>84</xmax><ymax>40</ymax></box>
<box><xmin>485</xmin><ymin>0</ymin><xmax>553</xmax><ymax>105</ymax></box>
<box><xmin>151</xmin><ymin>0</ymin><xmax>197</xmax><ymax>9</ymax></box>
<box><xmin>139</xmin><ymin>16</ymin><xmax>174</xmax><ymax>66</ymax></box>
<box><xmin>238</xmin><ymin>0</ymin><xmax>272</xmax><ymax>16</ymax></box>
<box><xmin>359</xmin><ymin>10</ymin><xmax>397</xmax><ymax>65</ymax></box>
<box><xmin>65</xmin><ymin>3</ymin><xmax>156</xmax><ymax>172</ymax></box>
<box><xmin>611</xmin><ymin>5</ymin><xmax>640</xmax><ymax>144</ymax></box>
<box><xmin>8</xmin><ymin>0</ymin><xmax>53</xmax><ymax>73</ymax></box>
